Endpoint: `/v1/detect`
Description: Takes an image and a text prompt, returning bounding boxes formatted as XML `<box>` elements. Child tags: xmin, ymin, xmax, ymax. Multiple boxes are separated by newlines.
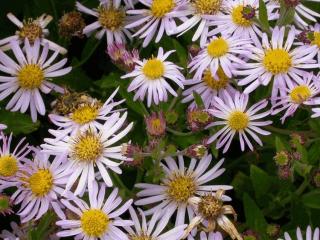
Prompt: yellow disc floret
<box><xmin>232</xmin><ymin>5</ymin><xmax>252</xmax><ymax>27</ymax></box>
<box><xmin>198</xmin><ymin>194</ymin><xmax>223</xmax><ymax>219</ymax></box>
<box><xmin>202</xmin><ymin>68</ymin><xmax>229</xmax><ymax>90</ymax></box>
<box><xmin>290</xmin><ymin>85</ymin><xmax>311</xmax><ymax>104</ymax></box>
<box><xmin>193</xmin><ymin>0</ymin><xmax>223</xmax><ymax>15</ymax></box>
<box><xmin>312</xmin><ymin>32</ymin><xmax>320</xmax><ymax>48</ymax></box>
<box><xmin>98</xmin><ymin>7</ymin><xmax>125</xmax><ymax>31</ymax></box>
<box><xmin>151</xmin><ymin>0</ymin><xmax>175</xmax><ymax>18</ymax></box>
<box><xmin>19</xmin><ymin>21</ymin><xmax>43</xmax><ymax>44</ymax></box>
<box><xmin>18</xmin><ymin>64</ymin><xmax>44</xmax><ymax>89</ymax></box>
<box><xmin>263</xmin><ymin>49</ymin><xmax>292</xmax><ymax>75</ymax></box>
<box><xmin>28</xmin><ymin>169</ymin><xmax>53</xmax><ymax>197</ymax></box>
<box><xmin>70</xmin><ymin>103</ymin><xmax>101</xmax><ymax>125</ymax></box>
<box><xmin>228</xmin><ymin>111</ymin><xmax>249</xmax><ymax>131</ymax></box>
<box><xmin>167</xmin><ymin>174</ymin><xmax>196</xmax><ymax>203</ymax></box>
<box><xmin>72</xmin><ymin>132</ymin><xmax>103</xmax><ymax>162</ymax></box>
<box><xmin>81</xmin><ymin>209</ymin><xmax>109</xmax><ymax>237</ymax></box>
<box><xmin>207</xmin><ymin>38</ymin><xmax>229</xmax><ymax>58</ymax></box>
<box><xmin>0</xmin><ymin>155</ymin><xmax>18</xmax><ymax>177</ymax></box>
<box><xmin>142</xmin><ymin>58</ymin><xmax>165</xmax><ymax>80</ymax></box>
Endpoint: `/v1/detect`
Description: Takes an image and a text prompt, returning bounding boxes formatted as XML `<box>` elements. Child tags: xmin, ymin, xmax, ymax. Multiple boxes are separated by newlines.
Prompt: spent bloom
<box><xmin>107</xmin><ymin>43</ymin><xmax>139</xmax><ymax>72</ymax></box>
<box><xmin>122</xmin><ymin>47</ymin><xmax>185</xmax><ymax>107</ymax></box>
<box><xmin>207</xmin><ymin>91</ymin><xmax>272</xmax><ymax>153</ymax></box>
<box><xmin>56</xmin><ymin>184</ymin><xmax>133</xmax><ymax>240</ymax></box>
<box><xmin>0</xmin><ymin>39</ymin><xmax>71</xmax><ymax>122</ymax></box>
<box><xmin>76</xmin><ymin>0</ymin><xmax>132</xmax><ymax>45</ymax></box>
<box><xmin>125</xmin><ymin>0</ymin><xmax>190</xmax><ymax>47</ymax></box>
<box><xmin>0</xmin><ymin>13</ymin><xmax>67</xmax><ymax>54</ymax></box>
<box><xmin>42</xmin><ymin>112</ymin><xmax>133</xmax><ymax>195</ymax></box>
<box><xmin>58</xmin><ymin>11</ymin><xmax>86</xmax><ymax>39</ymax></box>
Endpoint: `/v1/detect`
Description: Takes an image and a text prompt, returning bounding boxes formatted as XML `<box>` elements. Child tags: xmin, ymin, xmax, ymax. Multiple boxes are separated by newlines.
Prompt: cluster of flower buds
<box><xmin>121</xmin><ymin>143</ymin><xmax>144</xmax><ymax>167</ymax></box>
<box><xmin>107</xmin><ymin>43</ymin><xmax>139</xmax><ymax>72</ymax></box>
<box><xmin>187</xmin><ymin>108</ymin><xmax>212</xmax><ymax>132</ymax></box>
<box><xmin>145</xmin><ymin>112</ymin><xmax>166</xmax><ymax>138</ymax></box>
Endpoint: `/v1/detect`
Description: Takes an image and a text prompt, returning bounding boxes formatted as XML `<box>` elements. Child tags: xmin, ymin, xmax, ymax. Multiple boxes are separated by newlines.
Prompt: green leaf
<box><xmin>0</xmin><ymin>109</ymin><xmax>40</xmax><ymax>135</ymax></box>
<box><xmin>275</xmin><ymin>136</ymin><xmax>289</xmax><ymax>151</ymax></box>
<box><xmin>250</xmin><ymin>165</ymin><xmax>272</xmax><ymax>198</ymax></box>
<box><xmin>193</xmin><ymin>91</ymin><xmax>204</xmax><ymax>108</ymax></box>
<box><xmin>28</xmin><ymin>211</ymin><xmax>56</xmax><ymax>240</ymax></box>
<box><xmin>302</xmin><ymin>190</ymin><xmax>320</xmax><ymax>209</ymax></box>
<box><xmin>171</xmin><ymin>39</ymin><xmax>188</xmax><ymax>68</ymax></box>
<box><xmin>258</xmin><ymin>0</ymin><xmax>270</xmax><ymax>31</ymax></box>
<box><xmin>243</xmin><ymin>193</ymin><xmax>268</xmax><ymax>238</ymax></box>
<box><xmin>95</xmin><ymin>72</ymin><xmax>122</xmax><ymax>89</ymax></box>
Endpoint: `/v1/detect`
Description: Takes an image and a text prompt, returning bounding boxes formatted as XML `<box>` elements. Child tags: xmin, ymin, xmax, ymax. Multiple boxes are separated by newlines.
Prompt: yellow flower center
<box><xmin>0</xmin><ymin>155</ymin><xmax>18</xmax><ymax>177</ymax></box>
<box><xmin>130</xmin><ymin>233</ymin><xmax>153</xmax><ymax>240</ymax></box>
<box><xmin>289</xmin><ymin>85</ymin><xmax>311</xmax><ymax>104</ymax></box>
<box><xmin>72</xmin><ymin>132</ymin><xmax>103</xmax><ymax>162</ymax></box>
<box><xmin>312</xmin><ymin>32</ymin><xmax>320</xmax><ymax>48</ymax></box>
<box><xmin>70</xmin><ymin>103</ymin><xmax>101</xmax><ymax>125</ymax></box>
<box><xmin>193</xmin><ymin>0</ymin><xmax>223</xmax><ymax>14</ymax></box>
<box><xmin>151</xmin><ymin>0</ymin><xmax>175</xmax><ymax>18</ymax></box>
<box><xmin>228</xmin><ymin>111</ymin><xmax>249</xmax><ymax>131</ymax></box>
<box><xmin>142</xmin><ymin>58</ymin><xmax>165</xmax><ymax>80</ymax></box>
<box><xmin>166</xmin><ymin>174</ymin><xmax>196</xmax><ymax>203</ymax></box>
<box><xmin>263</xmin><ymin>49</ymin><xmax>292</xmax><ymax>75</ymax></box>
<box><xmin>28</xmin><ymin>169</ymin><xmax>53</xmax><ymax>197</ymax></box>
<box><xmin>81</xmin><ymin>209</ymin><xmax>109</xmax><ymax>237</ymax></box>
<box><xmin>202</xmin><ymin>68</ymin><xmax>229</xmax><ymax>90</ymax></box>
<box><xmin>98</xmin><ymin>7</ymin><xmax>125</xmax><ymax>31</ymax></box>
<box><xmin>19</xmin><ymin>22</ymin><xmax>43</xmax><ymax>44</ymax></box>
<box><xmin>198</xmin><ymin>195</ymin><xmax>223</xmax><ymax>219</ymax></box>
<box><xmin>207</xmin><ymin>37</ymin><xmax>229</xmax><ymax>58</ymax></box>
<box><xmin>18</xmin><ymin>64</ymin><xmax>44</xmax><ymax>89</ymax></box>
<box><xmin>231</xmin><ymin>5</ymin><xmax>252</xmax><ymax>26</ymax></box>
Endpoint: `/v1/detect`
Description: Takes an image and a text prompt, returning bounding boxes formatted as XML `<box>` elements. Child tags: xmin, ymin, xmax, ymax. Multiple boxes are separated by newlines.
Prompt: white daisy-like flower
<box><xmin>41</xmin><ymin>111</ymin><xmax>133</xmax><ymax>195</ymax></box>
<box><xmin>207</xmin><ymin>91</ymin><xmax>272</xmax><ymax>153</ymax></box>
<box><xmin>207</xmin><ymin>0</ymin><xmax>278</xmax><ymax>48</ymax></box>
<box><xmin>125</xmin><ymin>0</ymin><xmax>190</xmax><ymax>47</ymax></box>
<box><xmin>175</xmin><ymin>0</ymin><xmax>227</xmax><ymax>47</ymax></box>
<box><xmin>0</xmin><ymin>39</ymin><xmax>72</xmax><ymax>122</ymax></box>
<box><xmin>190</xmin><ymin>231</ymin><xmax>223</xmax><ymax>240</ymax></box>
<box><xmin>49</xmin><ymin>87</ymin><xmax>125</xmax><ymax>138</ymax></box>
<box><xmin>272</xmin><ymin>73</ymin><xmax>320</xmax><ymax>123</ymax></box>
<box><xmin>280</xmin><ymin>226</ymin><xmax>319</xmax><ymax>240</ymax></box>
<box><xmin>122</xmin><ymin>47</ymin><xmax>184</xmax><ymax>107</ymax></box>
<box><xmin>125</xmin><ymin>207</ymin><xmax>187</xmax><ymax>240</ymax></box>
<box><xmin>135</xmin><ymin>153</ymin><xmax>232</xmax><ymax>229</ymax></box>
<box><xmin>11</xmin><ymin>150</ymin><xmax>68</xmax><ymax>223</ymax></box>
<box><xmin>235</xmin><ymin>26</ymin><xmax>318</xmax><ymax>100</ymax></box>
<box><xmin>182</xmin><ymin>68</ymin><xmax>236</xmax><ymax>109</ymax></box>
<box><xmin>0</xmin><ymin>13</ymin><xmax>67</xmax><ymax>54</ymax></box>
<box><xmin>0</xmin><ymin>132</ymin><xmax>30</xmax><ymax>191</ymax></box>
<box><xmin>56</xmin><ymin>184</ymin><xmax>133</xmax><ymax>240</ymax></box>
<box><xmin>76</xmin><ymin>0</ymin><xmax>132</xmax><ymax>45</ymax></box>
<box><xmin>188</xmin><ymin>35</ymin><xmax>251</xmax><ymax>80</ymax></box>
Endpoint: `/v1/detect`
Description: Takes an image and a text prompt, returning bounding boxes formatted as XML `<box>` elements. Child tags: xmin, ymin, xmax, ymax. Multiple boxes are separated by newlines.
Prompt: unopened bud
<box><xmin>278</xmin><ymin>165</ymin><xmax>292</xmax><ymax>180</ymax></box>
<box><xmin>187</xmin><ymin>109</ymin><xmax>212</xmax><ymax>132</ymax></box>
<box><xmin>145</xmin><ymin>112</ymin><xmax>166</xmax><ymax>137</ymax></box>
<box><xmin>266</xmin><ymin>224</ymin><xmax>280</xmax><ymax>238</ymax></box>
<box><xmin>186</xmin><ymin>144</ymin><xmax>207</xmax><ymax>159</ymax></box>
<box><xmin>243</xmin><ymin>229</ymin><xmax>259</xmax><ymax>240</ymax></box>
<box><xmin>0</xmin><ymin>195</ymin><xmax>13</xmax><ymax>216</ymax></box>
<box><xmin>242</xmin><ymin>5</ymin><xmax>256</xmax><ymax>20</ymax></box>
<box><xmin>274</xmin><ymin>151</ymin><xmax>290</xmax><ymax>166</ymax></box>
<box><xmin>284</xmin><ymin>0</ymin><xmax>300</xmax><ymax>7</ymax></box>
<box><xmin>312</xmin><ymin>169</ymin><xmax>320</xmax><ymax>188</ymax></box>
<box><xmin>290</xmin><ymin>133</ymin><xmax>305</xmax><ymax>149</ymax></box>
<box><xmin>297</xmin><ymin>30</ymin><xmax>313</xmax><ymax>45</ymax></box>
<box><xmin>58</xmin><ymin>11</ymin><xmax>85</xmax><ymax>38</ymax></box>
<box><xmin>121</xmin><ymin>143</ymin><xmax>144</xmax><ymax>166</ymax></box>
<box><xmin>291</xmin><ymin>152</ymin><xmax>301</xmax><ymax>162</ymax></box>
<box><xmin>165</xmin><ymin>111</ymin><xmax>178</xmax><ymax>125</ymax></box>
<box><xmin>107</xmin><ymin>43</ymin><xmax>139</xmax><ymax>72</ymax></box>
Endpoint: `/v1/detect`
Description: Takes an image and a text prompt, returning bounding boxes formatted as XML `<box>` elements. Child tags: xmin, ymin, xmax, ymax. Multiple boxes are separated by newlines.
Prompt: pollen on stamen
<box><xmin>151</xmin><ymin>0</ymin><xmax>175</xmax><ymax>18</ymax></box>
<box><xmin>19</xmin><ymin>19</ymin><xmax>43</xmax><ymax>44</ymax></box>
<box><xmin>28</xmin><ymin>169</ymin><xmax>53</xmax><ymax>197</ymax></box>
<box><xmin>81</xmin><ymin>209</ymin><xmax>109</xmax><ymax>237</ymax></box>
<box><xmin>166</xmin><ymin>173</ymin><xmax>196</xmax><ymax>203</ymax></box>
<box><xmin>0</xmin><ymin>155</ymin><xmax>18</xmax><ymax>177</ymax></box>
<box><xmin>18</xmin><ymin>64</ymin><xmax>44</xmax><ymax>89</ymax></box>
<box><xmin>289</xmin><ymin>85</ymin><xmax>311</xmax><ymax>104</ymax></box>
<box><xmin>98</xmin><ymin>6</ymin><xmax>125</xmax><ymax>31</ymax></box>
<box><xmin>207</xmin><ymin>37</ymin><xmax>229</xmax><ymax>58</ymax></box>
<box><xmin>263</xmin><ymin>49</ymin><xmax>292</xmax><ymax>75</ymax></box>
<box><xmin>202</xmin><ymin>68</ymin><xmax>229</xmax><ymax>90</ymax></box>
<box><xmin>142</xmin><ymin>58</ymin><xmax>165</xmax><ymax>80</ymax></box>
<box><xmin>70</xmin><ymin>102</ymin><xmax>102</xmax><ymax>125</ymax></box>
<box><xmin>193</xmin><ymin>0</ymin><xmax>223</xmax><ymax>15</ymax></box>
<box><xmin>228</xmin><ymin>111</ymin><xmax>249</xmax><ymax>131</ymax></box>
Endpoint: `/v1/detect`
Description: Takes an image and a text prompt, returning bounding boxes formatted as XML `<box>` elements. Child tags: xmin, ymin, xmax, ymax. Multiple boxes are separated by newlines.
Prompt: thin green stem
<box><xmin>139</xmin><ymin>101</ymin><xmax>149</xmax><ymax>116</ymax></box>
<box><xmin>265</xmin><ymin>126</ymin><xmax>316</xmax><ymax>137</ymax></box>
<box><xmin>49</xmin><ymin>0</ymin><xmax>58</xmax><ymax>22</ymax></box>
<box><xmin>166</xmin><ymin>127</ymin><xmax>194</xmax><ymax>136</ymax></box>
<box><xmin>168</xmin><ymin>88</ymin><xmax>182</xmax><ymax>111</ymax></box>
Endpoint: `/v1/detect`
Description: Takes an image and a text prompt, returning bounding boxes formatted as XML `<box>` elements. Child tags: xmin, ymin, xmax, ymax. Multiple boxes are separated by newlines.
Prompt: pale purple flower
<box><xmin>56</xmin><ymin>184</ymin><xmax>133</xmax><ymax>240</ymax></box>
<box><xmin>122</xmin><ymin>47</ymin><xmax>184</xmax><ymax>107</ymax></box>
<box><xmin>281</xmin><ymin>226</ymin><xmax>319</xmax><ymax>240</ymax></box>
<box><xmin>0</xmin><ymin>39</ymin><xmax>71</xmax><ymax>122</ymax></box>
<box><xmin>207</xmin><ymin>91</ymin><xmax>272</xmax><ymax>153</ymax></box>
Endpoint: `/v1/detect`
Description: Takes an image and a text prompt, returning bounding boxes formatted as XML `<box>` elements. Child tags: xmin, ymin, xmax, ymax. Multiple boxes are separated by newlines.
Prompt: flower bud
<box><xmin>297</xmin><ymin>30</ymin><xmax>313</xmax><ymax>45</ymax></box>
<box><xmin>290</xmin><ymin>133</ymin><xmax>305</xmax><ymax>149</ymax></box>
<box><xmin>312</xmin><ymin>169</ymin><xmax>320</xmax><ymax>188</ymax></box>
<box><xmin>186</xmin><ymin>144</ymin><xmax>207</xmax><ymax>159</ymax></box>
<box><xmin>243</xmin><ymin>229</ymin><xmax>259</xmax><ymax>240</ymax></box>
<box><xmin>0</xmin><ymin>194</ymin><xmax>13</xmax><ymax>216</ymax></box>
<box><xmin>121</xmin><ymin>143</ymin><xmax>144</xmax><ymax>166</ymax></box>
<box><xmin>242</xmin><ymin>5</ymin><xmax>256</xmax><ymax>20</ymax></box>
<box><xmin>107</xmin><ymin>43</ymin><xmax>139</xmax><ymax>72</ymax></box>
<box><xmin>274</xmin><ymin>151</ymin><xmax>290</xmax><ymax>166</ymax></box>
<box><xmin>278</xmin><ymin>165</ymin><xmax>293</xmax><ymax>180</ymax></box>
<box><xmin>165</xmin><ymin>111</ymin><xmax>178</xmax><ymax>125</ymax></box>
<box><xmin>145</xmin><ymin>112</ymin><xmax>166</xmax><ymax>137</ymax></box>
<box><xmin>291</xmin><ymin>152</ymin><xmax>301</xmax><ymax>162</ymax></box>
<box><xmin>188</xmin><ymin>44</ymin><xmax>200</xmax><ymax>58</ymax></box>
<box><xmin>58</xmin><ymin>11</ymin><xmax>85</xmax><ymax>38</ymax></box>
<box><xmin>284</xmin><ymin>0</ymin><xmax>300</xmax><ymax>7</ymax></box>
<box><xmin>266</xmin><ymin>224</ymin><xmax>280</xmax><ymax>238</ymax></box>
<box><xmin>187</xmin><ymin>109</ymin><xmax>212</xmax><ymax>132</ymax></box>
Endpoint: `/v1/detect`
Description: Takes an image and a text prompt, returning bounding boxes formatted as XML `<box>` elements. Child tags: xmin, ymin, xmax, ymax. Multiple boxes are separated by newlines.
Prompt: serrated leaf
<box><xmin>250</xmin><ymin>165</ymin><xmax>272</xmax><ymax>198</ymax></box>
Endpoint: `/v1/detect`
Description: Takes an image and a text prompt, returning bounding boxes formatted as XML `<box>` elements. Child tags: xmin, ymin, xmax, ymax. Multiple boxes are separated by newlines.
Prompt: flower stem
<box><xmin>166</xmin><ymin>127</ymin><xmax>194</xmax><ymax>136</ymax></box>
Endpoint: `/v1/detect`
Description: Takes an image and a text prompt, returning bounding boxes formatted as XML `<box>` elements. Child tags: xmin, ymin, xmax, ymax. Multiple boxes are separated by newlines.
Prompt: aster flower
<box><xmin>125</xmin><ymin>0</ymin><xmax>190</xmax><ymax>47</ymax></box>
<box><xmin>135</xmin><ymin>153</ymin><xmax>232</xmax><ymax>229</ymax></box>
<box><xmin>125</xmin><ymin>207</ymin><xmax>187</xmax><ymax>240</ymax></box>
<box><xmin>0</xmin><ymin>13</ymin><xmax>67</xmax><ymax>54</ymax></box>
<box><xmin>280</xmin><ymin>226</ymin><xmax>319</xmax><ymax>240</ymax></box>
<box><xmin>235</xmin><ymin>26</ymin><xmax>318</xmax><ymax>100</ymax></box>
<box><xmin>49</xmin><ymin>87</ymin><xmax>125</xmax><ymax>138</ymax></box>
<box><xmin>76</xmin><ymin>0</ymin><xmax>132</xmax><ymax>45</ymax></box>
<box><xmin>175</xmin><ymin>0</ymin><xmax>227</xmax><ymax>47</ymax></box>
<box><xmin>207</xmin><ymin>91</ymin><xmax>272</xmax><ymax>153</ymax></box>
<box><xmin>42</xmin><ymin>111</ymin><xmax>133</xmax><ymax>195</ymax></box>
<box><xmin>0</xmin><ymin>133</ymin><xmax>30</xmax><ymax>191</ymax></box>
<box><xmin>0</xmin><ymin>39</ymin><xmax>72</xmax><ymax>122</ymax></box>
<box><xmin>272</xmin><ymin>73</ymin><xmax>320</xmax><ymax>123</ymax></box>
<box><xmin>122</xmin><ymin>47</ymin><xmax>184</xmax><ymax>107</ymax></box>
<box><xmin>56</xmin><ymin>184</ymin><xmax>133</xmax><ymax>240</ymax></box>
<box><xmin>185</xmin><ymin>189</ymin><xmax>242</xmax><ymax>240</ymax></box>
<box><xmin>182</xmin><ymin>68</ymin><xmax>236</xmax><ymax>109</ymax></box>
<box><xmin>188</xmin><ymin>35</ymin><xmax>251</xmax><ymax>80</ymax></box>
<box><xmin>207</xmin><ymin>0</ymin><xmax>278</xmax><ymax>48</ymax></box>
<box><xmin>11</xmin><ymin>150</ymin><xmax>68</xmax><ymax>223</ymax></box>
